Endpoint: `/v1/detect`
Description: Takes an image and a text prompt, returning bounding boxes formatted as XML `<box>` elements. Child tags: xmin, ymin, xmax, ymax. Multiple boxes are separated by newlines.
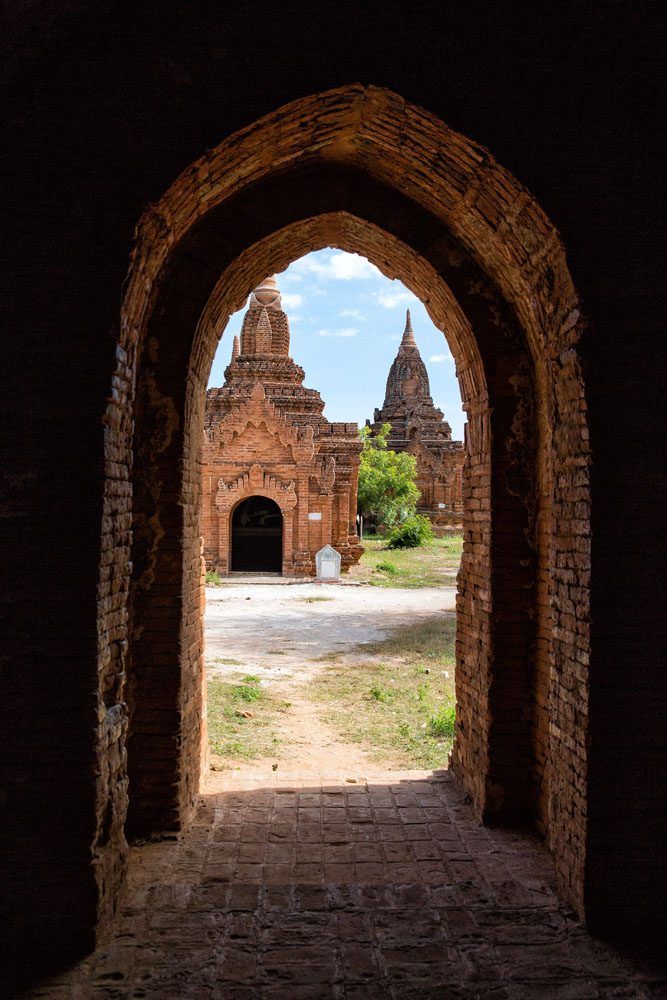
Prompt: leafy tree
<box><xmin>357</xmin><ymin>423</ymin><xmax>420</xmax><ymax>529</ymax></box>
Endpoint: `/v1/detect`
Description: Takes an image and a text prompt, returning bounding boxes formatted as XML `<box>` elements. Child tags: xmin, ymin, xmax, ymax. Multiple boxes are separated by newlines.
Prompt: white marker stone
<box><xmin>316</xmin><ymin>544</ymin><xmax>341</xmax><ymax>580</ymax></box>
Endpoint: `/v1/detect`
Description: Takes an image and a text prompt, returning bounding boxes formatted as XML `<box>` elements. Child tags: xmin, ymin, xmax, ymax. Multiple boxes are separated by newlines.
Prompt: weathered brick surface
<box><xmin>23</xmin><ymin>769</ymin><xmax>661</xmax><ymax>998</ymax></box>
<box><xmin>369</xmin><ymin>309</ymin><xmax>465</xmax><ymax>533</ymax></box>
<box><xmin>202</xmin><ymin>277</ymin><xmax>362</xmax><ymax>577</ymax></box>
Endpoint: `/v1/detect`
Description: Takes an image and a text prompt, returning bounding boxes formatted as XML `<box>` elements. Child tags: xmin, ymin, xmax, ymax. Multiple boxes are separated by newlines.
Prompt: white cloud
<box><xmin>316</xmin><ymin>326</ymin><xmax>359</xmax><ymax>338</ymax></box>
<box><xmin>340</xmin><ymin>307</ymin><xmax>363</xmax><ymax>319</ymax></box>
<box><xmin>429</xmin><ymin>353</ymin><xmax>455</xmax><ymax>364</ymax></box>
<box><xmin>281</xmin><ymin>292</ymin><xmax>303</xmax><ymax>310</ymax></box>
<box><xmin>329</xmin><ymin>254</ymin><xmax>380</xmax><ymax>280</ymax></box>
<box><xmin>291</xmin><ymin>251</ymin><xmax>380</xmax><ymax>282</ymax></box>
<box><xmin>376</xmin><ymin>288</ymin><xmax>418</xmax><ymax>309</ymax></box>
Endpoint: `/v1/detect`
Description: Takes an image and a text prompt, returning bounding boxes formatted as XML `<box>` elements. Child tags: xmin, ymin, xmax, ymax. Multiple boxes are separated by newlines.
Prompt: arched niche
<box><xmin>230</xmin><ymin>495</ymin><xmax>283</xmax><ymax>574</ymax></box>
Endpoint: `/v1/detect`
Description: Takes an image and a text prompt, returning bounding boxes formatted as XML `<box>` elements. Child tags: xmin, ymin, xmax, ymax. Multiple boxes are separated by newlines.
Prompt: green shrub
<box><xmin>375</xmin><ymin>559</ymin><xmax>398</xmax><ymax>575</ymax></box>
<box><xmin>206</xmin><ymin>569</ymin><xmax>223</xmax><ymax>585</ymax></box>
<box><xmin>387</xmin><ymin>514</ymin><xmax>433</xmax><ymax>549</ymax></box>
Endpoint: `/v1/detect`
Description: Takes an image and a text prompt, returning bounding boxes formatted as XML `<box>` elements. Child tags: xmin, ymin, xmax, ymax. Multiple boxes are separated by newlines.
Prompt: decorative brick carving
<box><xmin>214</xmin><ymin>464</ymin><xmax>298</xmax><ymax>511</ymax></box>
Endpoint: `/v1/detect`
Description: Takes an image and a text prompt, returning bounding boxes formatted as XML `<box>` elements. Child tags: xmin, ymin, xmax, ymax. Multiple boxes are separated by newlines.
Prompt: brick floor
<box><xmin>21</xmin><ymin>768</ymin><xmax>664</xmax><ymax>999</ymax></box>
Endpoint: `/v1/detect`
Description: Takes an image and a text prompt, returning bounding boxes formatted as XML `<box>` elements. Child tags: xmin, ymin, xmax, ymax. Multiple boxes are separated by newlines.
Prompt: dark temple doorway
<box><xmin>231</xmin><ymin>495</ymin><xmax>283</xmax><ymax>572</ymax></box>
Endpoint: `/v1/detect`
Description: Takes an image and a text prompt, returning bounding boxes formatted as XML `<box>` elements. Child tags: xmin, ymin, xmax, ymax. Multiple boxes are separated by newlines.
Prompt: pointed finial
<box><xmin>231</xmin><ymin>335</ymin><xmax>240</xmax><ymax>361</ymax></box>
<box><xmin>401</xmin><ymin>308</ymin><xmax>416</xmax><ymax>346</ymax></box>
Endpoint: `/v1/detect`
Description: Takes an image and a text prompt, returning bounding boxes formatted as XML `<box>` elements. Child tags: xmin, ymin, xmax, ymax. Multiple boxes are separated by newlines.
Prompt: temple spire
<box><xmin>401</xmin><ymin>308</ymin><xmax>416</xmax><ymax>347</ymax></box>
<box><xmin>231</xmin><ymin>334</ymin><xmax>240</xmax><ymax>361</ymax></box>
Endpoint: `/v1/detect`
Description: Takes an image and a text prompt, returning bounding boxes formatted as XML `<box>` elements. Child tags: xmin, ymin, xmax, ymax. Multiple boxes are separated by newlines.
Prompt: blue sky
<box><xmin>208</xmin><ymin>249</ymin><xmax>465</xmax><ymax>439</ymax></box>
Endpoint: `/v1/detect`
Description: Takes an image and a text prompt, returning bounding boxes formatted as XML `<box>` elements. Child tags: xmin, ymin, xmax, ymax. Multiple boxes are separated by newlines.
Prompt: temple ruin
<box><xmin>370</xmin><ymin>310</ymin><xmax>464</xmax><ymax>531</ymax></box>
<box><xmin>202</xmin><ymin>277</ymin><xmax>362</xmax><ymax>575</ymax></box>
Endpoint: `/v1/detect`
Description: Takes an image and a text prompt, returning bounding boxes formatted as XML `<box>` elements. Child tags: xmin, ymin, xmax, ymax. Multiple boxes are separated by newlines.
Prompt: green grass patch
<box><xmin>369</xmin><ymin>684</ymin><xmax>394</xmax><ymax>703</ymax></box>
<box><xmin>298</xmin><ymin>596</ymin><xmax>336</xmax><ymax>603</ymax></box>
<box><xmin>428</xmin><ymin>704</ymin><xmax>456</xmax><ymax>738</ymax></box>
<box><xmin>351</xmin><ymin>534</ymin><xmax>462</xmax><ymax>588</ymax></box>
<box><xmin>231</xmin><ymin>674</ymin><xmax>262</xmax><ymax>701</ymax></box>
<box><xmin>310</xmin><ymin>614</ymin><xmax>457</xmax><ymax>768</ymax></box>
<box><xmin>205</xmin><ymin>569</ymin><xmax>223</xmax><ymax>586</ymax></box>
<box><xmin>207</xmin><ymin>673</ymin><xmax>287</xmax><ymax>763</ymax></box>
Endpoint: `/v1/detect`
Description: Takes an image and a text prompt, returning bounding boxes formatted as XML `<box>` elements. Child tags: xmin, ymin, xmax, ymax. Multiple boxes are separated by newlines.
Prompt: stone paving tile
<box><xmin>18</xmin><ymin>768</ymin><xmax>665</xmax><ymax>999</ymax></box>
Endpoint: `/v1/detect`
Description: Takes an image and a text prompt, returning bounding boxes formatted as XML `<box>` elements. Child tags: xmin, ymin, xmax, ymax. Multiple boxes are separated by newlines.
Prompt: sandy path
<box><xmin>204</xmin><ymin>582</ymin><xmax>456</xmax><ymax>776</ymax></box>
<box><xmin>205</xmin><ymin>582</ymin><xmax>456</xmax><ymax>681</ymax></box>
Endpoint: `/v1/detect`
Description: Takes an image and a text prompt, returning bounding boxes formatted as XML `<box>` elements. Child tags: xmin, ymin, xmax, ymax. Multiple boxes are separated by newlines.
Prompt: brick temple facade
<box><xmin>370</xmin><ymin>310</ymin><xmax>464</xmax><ymax>532</ymax></box>
<box><xmin>202</xmin><ymin>277</ymin><xmax>362</xmax><ymax>575</ymax></box>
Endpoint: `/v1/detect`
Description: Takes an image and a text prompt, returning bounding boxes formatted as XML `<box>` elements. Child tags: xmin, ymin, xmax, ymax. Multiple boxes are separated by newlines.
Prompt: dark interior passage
<box><xmin>231</xmin><ymin>496</ymin><xmax>283</xmax><ymax>572</ymax></box>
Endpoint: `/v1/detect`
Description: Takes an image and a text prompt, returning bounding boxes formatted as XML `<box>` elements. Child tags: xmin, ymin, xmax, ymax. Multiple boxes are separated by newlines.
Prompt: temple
<box><xmin>369</xmin><ymin>310</ymin><xmax>464</xmax><ymax>531</ymax></box>
<box><xmin>202</xmin><ymin>276</ymin><xmax>362</xmax><ymax>575</ymax></box>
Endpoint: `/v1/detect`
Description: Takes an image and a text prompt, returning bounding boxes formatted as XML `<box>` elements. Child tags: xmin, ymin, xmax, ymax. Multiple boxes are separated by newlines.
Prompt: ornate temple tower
<box><xmin>202</xmin><ymin>276</ymin><xmax>362</xmax><ymax>575</ymax></box>
<box><xmin>370</xmin><ymin>310</ymin><xmax>464</xmax><ymax>531</ymax></box>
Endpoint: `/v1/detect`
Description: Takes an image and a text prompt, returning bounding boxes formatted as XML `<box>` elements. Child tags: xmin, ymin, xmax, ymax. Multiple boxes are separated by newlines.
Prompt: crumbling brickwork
<box><xmin>369</xmin><ymin>309</ymin><xmax>464</xmax><ymax>532</ymax></box>
<box><xmin>202</xmin><ymin>278</ymin><xmax>362</xmax><ymax>576</ymax></box>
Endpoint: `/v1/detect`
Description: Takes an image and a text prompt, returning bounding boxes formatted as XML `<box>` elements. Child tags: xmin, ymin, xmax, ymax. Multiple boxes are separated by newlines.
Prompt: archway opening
<box><xmin>231</xmin><ymin>495</ymin><xmax>283</xmax><ymax>573</ymax></box>
<box><xmin>107</xmin><ymin>86</ymin><xmax>591</xmax><ymax>943</ymax></box>
<box><xmin>202</xmin><ymin>256</ymin><xmax>465</xmax><ymax>779</ymax></box>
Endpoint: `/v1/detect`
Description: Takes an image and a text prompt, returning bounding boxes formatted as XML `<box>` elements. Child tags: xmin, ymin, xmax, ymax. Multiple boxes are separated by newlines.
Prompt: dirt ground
<box><xmin>204</xmin><ymin>582</ymin><xmax>457</xmax><ymax>776</ymax></box>
<box><xmin>206</xmin><ymin>582</ymin><xmax>456</xmax><ymax>676</ymax></box>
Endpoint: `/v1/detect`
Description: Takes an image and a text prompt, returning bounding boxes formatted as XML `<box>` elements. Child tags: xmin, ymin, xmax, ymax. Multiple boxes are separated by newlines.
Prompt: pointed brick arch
<box><xmin>100</xmin><ymin>86</ymin><xmax>590</xmax><ymax>931</ymax></box>
<box><xmin>220</xmin><ymin>473</ymin><xmax>297</xmax><ymax>576</ymax></box>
